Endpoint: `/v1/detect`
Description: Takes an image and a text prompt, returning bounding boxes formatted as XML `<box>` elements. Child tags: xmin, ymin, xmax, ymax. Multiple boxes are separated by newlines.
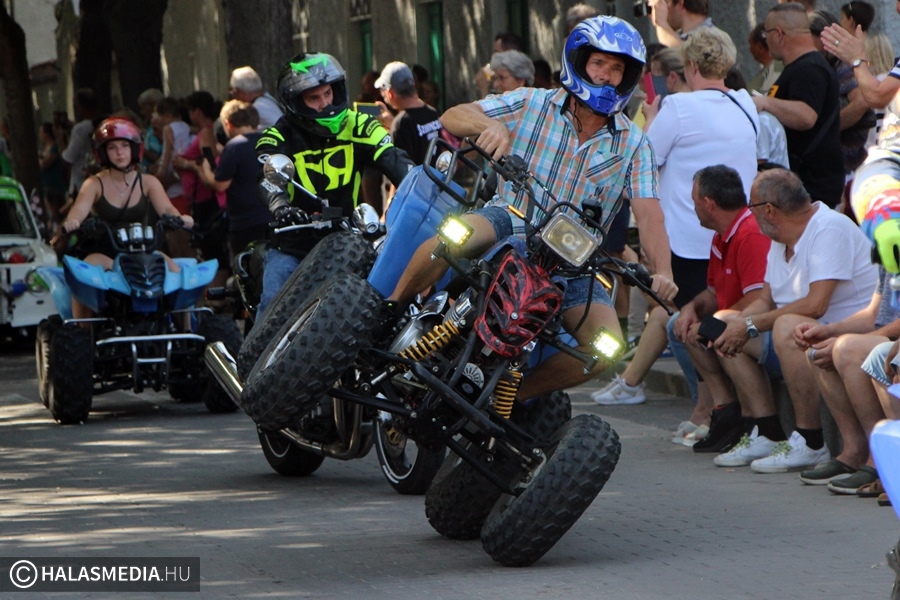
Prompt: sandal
<box><xmin>857</xmin><ymin>477</ymin><xmax>885</xmax><ymax>498</ymax></box>
<box><xmin>879</xmin><ymin>492</ymin><xmax>892</xmax><ymax>507</ymax></box>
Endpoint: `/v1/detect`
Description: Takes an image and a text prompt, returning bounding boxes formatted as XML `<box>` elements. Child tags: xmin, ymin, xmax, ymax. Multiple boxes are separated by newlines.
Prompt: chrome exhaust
<box><xmin>204</xmin><ymin>342</ymin><xmax>242</xmax><ymax>407</ymax></box>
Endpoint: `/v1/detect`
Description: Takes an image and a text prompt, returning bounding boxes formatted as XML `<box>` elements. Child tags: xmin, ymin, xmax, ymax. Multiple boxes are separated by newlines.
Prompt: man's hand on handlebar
<box><xmin>650</xmin><ymin>273</ymin><xmax>678</xmax><ymax>304</ymax></box>
<box><xmin>274</xmin><ymin>206</ymin><xmax>310</xmax><ymax>227</ymax></box>
<box><xmin>475</xmin><ymin>120</ymin><xmax>511</xmax><ymax>160</ymax></box>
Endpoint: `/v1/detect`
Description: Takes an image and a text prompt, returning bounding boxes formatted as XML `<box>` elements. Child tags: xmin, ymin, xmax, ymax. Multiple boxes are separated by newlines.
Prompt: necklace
<box><xmin>109</xmin><ymin>170</ymin><xmax>133</xmax><ymax>200</ymax></box>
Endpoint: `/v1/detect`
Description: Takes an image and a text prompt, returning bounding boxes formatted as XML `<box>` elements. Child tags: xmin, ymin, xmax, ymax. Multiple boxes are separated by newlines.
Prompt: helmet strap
<box><xmin>563</xmin><ymin>94</ymin><xmax>584</xmax><ymax>133</ymax></box>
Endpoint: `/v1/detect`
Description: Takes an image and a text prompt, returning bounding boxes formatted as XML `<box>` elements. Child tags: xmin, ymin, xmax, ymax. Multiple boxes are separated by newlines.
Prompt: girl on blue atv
<box><xmin>62</xmin><ymin>117</ymin><xmax>194</xmax><ymax>321</ymax></box>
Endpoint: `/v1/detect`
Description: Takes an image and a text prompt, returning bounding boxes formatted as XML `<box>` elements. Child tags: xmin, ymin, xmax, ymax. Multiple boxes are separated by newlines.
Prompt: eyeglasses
<box><xmin>748</xmin><ymin>200</ymin><xmax>777</xmax><ymax>210</ymax></box>
<box><xmin>761</xmin><ymin>27</ymin><xmax>781</xmax><ymax>40</ymax></box>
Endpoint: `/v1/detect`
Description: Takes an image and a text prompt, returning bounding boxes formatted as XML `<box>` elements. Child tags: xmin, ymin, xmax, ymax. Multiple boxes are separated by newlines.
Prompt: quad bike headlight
<box><xmin>591</xmin><ymin>327</ymin><xmax>624</xmax><ymax>362</ymax></box>
<box><xmin>438</xmin><ymin>216</ymin><xmax>473</xmax><ymax>247</ymax></box>
<box><xmin>542</xmin><ymin>213</ymin><xmax>598</xmax><ymax>268</ymax></box>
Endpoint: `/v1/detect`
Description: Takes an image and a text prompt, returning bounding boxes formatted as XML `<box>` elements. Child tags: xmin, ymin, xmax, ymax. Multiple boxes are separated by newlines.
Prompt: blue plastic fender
<box><xmin>35</xmin><ymin>266</ymin><xmax>73</xmax><ymax>321</ymax></box>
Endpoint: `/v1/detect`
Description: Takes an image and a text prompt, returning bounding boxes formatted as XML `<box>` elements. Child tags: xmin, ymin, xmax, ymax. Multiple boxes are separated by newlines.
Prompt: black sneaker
<box><xmin>693</xmin><ymin>403</ymin><xmax>743</xmax><ymax>454</ymax></box>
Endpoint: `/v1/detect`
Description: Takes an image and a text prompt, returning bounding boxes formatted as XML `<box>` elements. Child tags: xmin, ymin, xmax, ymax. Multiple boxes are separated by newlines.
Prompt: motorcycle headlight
<box><xmin>542</xmin><ymin>213</ymin><xmax>598</xmax><ymax>268</ymax></box>
<box><xmin>591</xmin><ymin>327</ymin><xmax>624</xmax><ymax>361</ymax></box>
<box><xmin>438</xmin><ymin>215</ymin><xmax>473</xmax><ymax>247</ymax></box>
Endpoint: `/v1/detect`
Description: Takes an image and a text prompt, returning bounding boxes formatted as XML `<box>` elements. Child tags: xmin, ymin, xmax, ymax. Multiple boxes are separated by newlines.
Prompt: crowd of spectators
<box><xmin>5</xmin><ymin>1</ymin><xmax>898</xmax><ymax>506</ymax></box>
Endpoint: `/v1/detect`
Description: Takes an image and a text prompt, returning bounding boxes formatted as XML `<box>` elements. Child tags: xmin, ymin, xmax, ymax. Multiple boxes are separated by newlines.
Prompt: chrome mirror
<box><xmin>263</xmin><ymin>154</ymin><xmax>295</xmax><ymax>188</ymax></box>
<box><xmin>435</xmin><ymin>151</ymin><xmax>453</xmax><ymax>174</ymax></box>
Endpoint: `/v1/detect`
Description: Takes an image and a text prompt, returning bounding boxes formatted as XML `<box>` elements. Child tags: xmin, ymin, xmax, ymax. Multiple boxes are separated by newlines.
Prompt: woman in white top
<box><xmin>644</xmin><ymin>26</ymin><xmax>759</xmax><ymax>306</ymax></box>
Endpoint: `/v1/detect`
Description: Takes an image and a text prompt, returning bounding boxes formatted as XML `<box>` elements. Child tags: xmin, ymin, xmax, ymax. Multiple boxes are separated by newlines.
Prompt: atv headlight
<box><xmin>591</xmin><ymin>327</ymin><xmax>624</xmax><ymax>361</ymax></box>
<box><xmin>542</xmin><ymin>213</ymin><xmax>598</xmax><ymax>267</ymax></box>
<box><xmin>438</xmin><ymin>216</ymin><xmax>473</xmax><ymax>247</ymax></box>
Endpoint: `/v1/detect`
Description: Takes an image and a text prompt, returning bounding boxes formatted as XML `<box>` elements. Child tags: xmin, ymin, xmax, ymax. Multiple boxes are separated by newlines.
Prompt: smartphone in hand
<box><xmin>642</xmin><ymin>72</ymin><xmax>655</xmax><ymax>105</ymax></box>
<box><xmin>697</xmin><ymin>315</ymin><xmax>728</xmax><ymax>348</ymax></box>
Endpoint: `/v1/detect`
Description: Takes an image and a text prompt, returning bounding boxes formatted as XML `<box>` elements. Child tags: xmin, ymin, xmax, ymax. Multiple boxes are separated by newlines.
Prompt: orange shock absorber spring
<box><xmin>399</xmin><ymin>321</ymin><xmax>460</xmax><ymax>362</ymax></box>
<box><xmin>492</xmin><ymin>369</ymin><xmax>523</xmax><ymax>419</ymax></box>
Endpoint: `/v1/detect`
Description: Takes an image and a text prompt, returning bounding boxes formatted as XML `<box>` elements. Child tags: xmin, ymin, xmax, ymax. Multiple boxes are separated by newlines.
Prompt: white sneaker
<box><xmin>713</xmin><ymin>426</ymin><xmax>777</xmax><ymax>467</ymax></box>
<box><xmin>750</xmin><ymin>430</ymin><xmax>831</xmax><ymax>474</ymax></box>
<box><xmin>671</xmin><ymin>420</ymin><xmax>699</xmax><ymax>445</ymax></box>
<box><xmin>682</xmin><ymin>424</ymin><xmax>709</xmax><ymax>447</ymax></box>
<box><xmin>591</xmin><ymin>375</ymin><xmax>646</xmax><ymax>405</ymax></box>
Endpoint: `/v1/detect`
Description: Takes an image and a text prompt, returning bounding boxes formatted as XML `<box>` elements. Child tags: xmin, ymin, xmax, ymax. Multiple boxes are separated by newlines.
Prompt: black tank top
<box><xmin>93</xmin><ymin>172</ymin><xmax>152</xmax><ymax>226</ymax></box>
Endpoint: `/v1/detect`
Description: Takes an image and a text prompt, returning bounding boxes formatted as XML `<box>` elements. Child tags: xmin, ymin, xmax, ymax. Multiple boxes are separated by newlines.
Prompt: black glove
<box><xmin>274</xmin><ymin>206</ymin><xmax>309</xmax><ymax>227</ymax></box>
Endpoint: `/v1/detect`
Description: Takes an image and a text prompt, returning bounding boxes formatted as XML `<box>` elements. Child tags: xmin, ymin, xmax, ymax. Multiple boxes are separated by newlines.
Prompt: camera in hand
<box><xmin>634</xmin><ymin>0</ymin><xmax>651</xmax><ymax>17</ymax></box>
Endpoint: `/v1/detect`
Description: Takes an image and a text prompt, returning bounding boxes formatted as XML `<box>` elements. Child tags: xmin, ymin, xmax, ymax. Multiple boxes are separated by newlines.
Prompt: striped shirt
<box><xmin>477</xmin><ymin>87</ymin><xmax>658</xmax><ymax>235</ymax></box>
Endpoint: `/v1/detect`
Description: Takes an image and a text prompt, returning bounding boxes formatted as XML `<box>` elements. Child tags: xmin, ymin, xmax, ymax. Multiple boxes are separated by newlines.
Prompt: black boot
<box><xmin>693</xmin><ymin>402</ymin><xmax>743</xmax><ymax>454</ymax></box>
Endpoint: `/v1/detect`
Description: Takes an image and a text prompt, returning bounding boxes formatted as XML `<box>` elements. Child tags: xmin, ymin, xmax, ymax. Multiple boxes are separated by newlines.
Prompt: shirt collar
<box><xmin>723</xmin><ymin>207</ymin><xmax>753</xmax><ymax>243</ymax></box>
<box><xmin>553</xmin><ymin>89</ymin><xmax>627</xmax><ymax>134</ymax></box>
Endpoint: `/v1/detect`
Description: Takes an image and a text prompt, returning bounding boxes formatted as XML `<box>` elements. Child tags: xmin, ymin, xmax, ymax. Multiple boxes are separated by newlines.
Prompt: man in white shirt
<box><xmin>229</xmin><ymin>66</ymin><xmax>284</xmax><ymax>130</ymax></box>
<box><xmin>712</xmin><ymin>168</ymin><xmax>877</xmax><ymax>474</ymax></box>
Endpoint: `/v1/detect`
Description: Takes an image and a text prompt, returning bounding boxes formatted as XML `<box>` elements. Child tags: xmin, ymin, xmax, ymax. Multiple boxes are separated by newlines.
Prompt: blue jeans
<box><xmin>666</xmin><ymin>311</ymin><xmax>699</xmax><ymax>405</ymax></box>
<box><xmin>257</xmin><ymin>248</ymin><xmax>303</xmax><ymax>320</ymax></box>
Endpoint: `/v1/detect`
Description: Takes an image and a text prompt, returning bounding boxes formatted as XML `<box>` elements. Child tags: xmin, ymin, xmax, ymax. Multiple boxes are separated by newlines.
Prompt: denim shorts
<box><xmin>472</xmin><ymin>205</ymin><xmax>613</xmax><ymax>313</ymax></box>
<box><xmin>758</xmin><ymin>331</ymin><xmax>783</xmax><ymax>379</ymax></box>
<box><xmin>861</xmin><ymin>340</ymin><xmax>894</xmax><ymax>387</ymax></box>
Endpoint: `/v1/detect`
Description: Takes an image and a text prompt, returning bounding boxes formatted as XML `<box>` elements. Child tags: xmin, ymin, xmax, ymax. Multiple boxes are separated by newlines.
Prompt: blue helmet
<box><xmin>560</xmin><ymin>16</ymin><xmax>646</xmax><ymax>116</ymax></box>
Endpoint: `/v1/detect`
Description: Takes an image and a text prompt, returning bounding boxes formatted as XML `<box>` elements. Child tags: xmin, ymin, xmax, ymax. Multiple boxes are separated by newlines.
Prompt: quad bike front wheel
<box><xmin>47</xmin><ymin>324</ymin><xmax>95</xmax><ymax>424</ymax></box>
<box><xmin>257</xmin><ymin>427</ymin><xmax>325</xmax><ymax>476</ymax></box>
<box><xmin>375</xmin><ymin>411</ymin><xmax>446</xmax><ymax>495</ymax></box>
<box><xmin>35</xmin><ymin>316</ymin><xmax>62</xmax><ymax>407</ymax></box>
<box><xmin>241</xmin><ymin>273</ymin><xmax>381</xmax><ymax>431</ymax></box>
<box><xmin>237</xmin><ymin>231</ymin><xmax>377</xmax><ymax>379</ymax></box>
<box><xmin>480</xmin><ymin>413</ymin><xmax>621</xmax><ymax>567</ymax></box>
<box><xmin>424</xmin><ymin>391</ymin><xmax>572</xmax><ymax>540</ymax></box>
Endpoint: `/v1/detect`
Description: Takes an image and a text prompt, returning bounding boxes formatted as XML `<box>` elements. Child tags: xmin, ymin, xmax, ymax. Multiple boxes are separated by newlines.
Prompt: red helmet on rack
<box><xmin>92</xmin><ymin>118</ymin><xmax>144</xmax><ymax>168</ymax></box>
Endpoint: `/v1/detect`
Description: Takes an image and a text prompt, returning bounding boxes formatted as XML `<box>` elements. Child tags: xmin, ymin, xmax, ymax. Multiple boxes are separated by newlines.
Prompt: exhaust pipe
<box><xmin>205</xmin><ymin>342</ymin><xmax>243</xmax><ymax>408</ymax></box>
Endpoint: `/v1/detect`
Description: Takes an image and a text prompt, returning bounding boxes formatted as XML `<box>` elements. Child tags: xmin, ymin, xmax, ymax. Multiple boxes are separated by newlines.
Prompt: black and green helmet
<box><xmin>277</xmin><ymin>52</ymin><xmax>349</xmax><ymax>137</ymax></box>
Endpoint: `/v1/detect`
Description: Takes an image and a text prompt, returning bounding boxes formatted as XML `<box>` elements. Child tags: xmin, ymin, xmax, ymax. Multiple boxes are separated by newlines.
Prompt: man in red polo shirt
<box><xmin>671</xmin><ymin>165</ymin><xmax>771</xmax><ymax>454</ymax></box>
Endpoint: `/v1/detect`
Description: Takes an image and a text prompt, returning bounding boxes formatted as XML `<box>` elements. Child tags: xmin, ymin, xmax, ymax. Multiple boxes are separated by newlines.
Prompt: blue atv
<box><xmin>36</xmin><ymin>216</ymin><xmax>242</xmax><ymax>424</ymax></box>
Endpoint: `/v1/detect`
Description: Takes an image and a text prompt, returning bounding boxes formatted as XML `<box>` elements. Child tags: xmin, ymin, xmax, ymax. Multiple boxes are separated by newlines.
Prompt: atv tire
<box><xmin>241</xmin><ymin>273</ymin><xmax>380</xmax><ymax>431</ymax></box>
<box><xmin>47</xmin><ymin>324</ymin><xmax>94</xmax><ymax>424</ymax></box>
<box><xmin>258</xmin><ymin>427</ymin><xmax>325</xmax><ymax>476</ymax></box>
<box><xmin>375</xmin><ymin>412</ymin><xmax>446</xmax><ymax>495</ymax></box>
<box><xmin>237</xmin><ymin>231</ymin><xmax>376</xmax><ymax>379</ymax></box>
<box><xmin>35</xmin><ymin>316</ymin><xmax>62</xmax><ymax>407</ymax></box>
<box><xmin>424</xmin><ymin>391</ymin><xmax>572</xmax><ymax>540</ymax></box>
<box><xmin>480</xmin><ymin>414</ymin><xmax>620</xmax><ymax>566</ymax></box>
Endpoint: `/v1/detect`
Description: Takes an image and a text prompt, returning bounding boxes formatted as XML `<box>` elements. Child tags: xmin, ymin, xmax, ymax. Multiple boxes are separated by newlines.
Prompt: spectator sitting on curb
<box><xmin>786</xmin><ymin>266</ymin><xmax>897</xmax><ymax>492</ymax></box>
<box><xmin>711</xmin><ymin>168</ymin><xmax>877</xmax><ymax>474</ymax></box>
<box><xmin>670</xmin><ymin>165</ymin><xmax>771</xmax><ymax>448</ymax></box>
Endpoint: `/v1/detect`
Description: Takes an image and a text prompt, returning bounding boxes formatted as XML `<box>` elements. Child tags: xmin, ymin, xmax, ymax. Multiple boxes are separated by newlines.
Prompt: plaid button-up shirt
<box><xmin>478</xmin><ymin>87</ymin><xmax>658</xmax><ymax>236</ymax></box>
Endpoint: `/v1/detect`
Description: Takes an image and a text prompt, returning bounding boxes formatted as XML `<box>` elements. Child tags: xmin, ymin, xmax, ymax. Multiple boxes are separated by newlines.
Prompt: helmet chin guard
<box><xmin>277</xmin><ymin>52</ymin><xmax>350</xmax><ymax>137</ymax></box>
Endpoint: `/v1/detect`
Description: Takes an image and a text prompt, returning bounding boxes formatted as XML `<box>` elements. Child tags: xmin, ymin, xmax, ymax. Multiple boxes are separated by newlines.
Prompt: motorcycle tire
<box><xmin>237</xmin><ymin>231</ymin><xmax>376</xmax><ymax>380</ymax></box>
<box><xmin>197</xmin><ymin>313</ymin><xmax>244</xmax><ymax>413</ymax></box>
<box><xmin>258</xmin><ymin>427</ymin><xmax>325</xmax><ymax>476</ymax></box>
<box><xmin>424</xmin><ymin>391</ymin><xmax>572</xmax><ymax>540</ymax></box>
<box><xmin>375</xmin><ymin>412</ymin><xmax>447</xmax><ymax>495</ymax></box>
<box><xmin>35</xmin><ymin>316</ymin><xmax>62</xmax><ymax>407</ymax></box>
<box><xmin>480</xmin><ymin>414</ymin><xmax>621</xmax><ymax>567</ymax></box>
<box><xmin>47</xmin><ymin>324</ymin><xmax>95</xmax><ymax>424</ymax></box>
<box><xmin>241</xmin><ymin>273</ymin><xmax>380</xmax><ymax>431</ymax></box>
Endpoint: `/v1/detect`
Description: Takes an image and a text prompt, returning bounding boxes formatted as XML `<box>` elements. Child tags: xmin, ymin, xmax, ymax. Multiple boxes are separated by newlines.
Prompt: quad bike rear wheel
<box><xmin>241</xmin><ymin>273</ymin><xmax>380</xmax><ymax>431</ymax></box>
<box><xmin>237</xmin><ymin>231</ymin><xmax>376</xmax><ymax>379</ymax></box>
<box><xmin>424</xmin><ymin>391</ymin><xmax>572</xmax><ymax>540</ymax></box>
<box><xmin>258</xmin><ymin>427</ymin><xmax>326</xmax><ymax>476</ymax></box>
<box><xmin>197</xmin><ymin>313</ymin><xmax>244</xmax><ymax>413</ymax></box>
<box><xmin>480</xmin><ymin>414</ymin><xmax>621</xmax><ymax>567</ymax></box>
<box><xmin>47</xmin><ymin>324</ymin><xmax>94</xmax><ymax>424</ymax></box>
<box><xmin>375</xmin><ymin>411</ymin><xmax>446</xmax><ymax>495</ymax></box>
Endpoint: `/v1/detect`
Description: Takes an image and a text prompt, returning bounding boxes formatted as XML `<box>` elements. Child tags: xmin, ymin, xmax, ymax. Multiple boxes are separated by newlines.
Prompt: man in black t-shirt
<box><xmin>195</xmin><ymin>100</ymin><xmax>273</xmax><ymax>258</ymax></box>
<box><xmin>376</xmin><ymin>61</ymin><xmax>443</xmax><ymax>166</ymax></box>
<box><xmin>753</xmin><ymin>4</ymin><xmax>843</xmax><ymax>207</ymax></box>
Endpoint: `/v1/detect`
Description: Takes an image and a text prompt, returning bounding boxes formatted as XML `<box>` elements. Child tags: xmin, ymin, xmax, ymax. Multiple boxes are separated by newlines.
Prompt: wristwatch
<box><xmin>852</xmin><ymin>58</ymin><xmax>869</xmax><ymax>69</ymax></box>
<box><xmin>746</xmin><ymin>317</ymin><xmax>760</xmax><ymax>339</ymax></box>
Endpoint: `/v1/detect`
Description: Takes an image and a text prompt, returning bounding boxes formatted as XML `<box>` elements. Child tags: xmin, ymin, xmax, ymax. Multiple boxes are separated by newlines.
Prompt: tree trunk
<box><xmin>0</xmin><ymin>3</ymin><xmax>41</xmax><ymax>195</ymax></box>
<box><xmin>222</xmin><ymin>0</ymin><xmax>293</xmax><ymax>92</ymax></box>
<box><xmin>106</xmin><ymin>0</ymin><xmax>167</xmax><ymax>114</ymax></box>
<box><xmin>72</xmin><ymin>0</ymin><xmax>113</xmax><ymax>114</ymax></box>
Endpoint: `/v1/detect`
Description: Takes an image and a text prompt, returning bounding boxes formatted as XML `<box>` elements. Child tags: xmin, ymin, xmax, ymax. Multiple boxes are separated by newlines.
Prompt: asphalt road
<box><xmin>0</xmin><ymin>340</ymin><xmax>898</xmax><ymax>599</ymax></box>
